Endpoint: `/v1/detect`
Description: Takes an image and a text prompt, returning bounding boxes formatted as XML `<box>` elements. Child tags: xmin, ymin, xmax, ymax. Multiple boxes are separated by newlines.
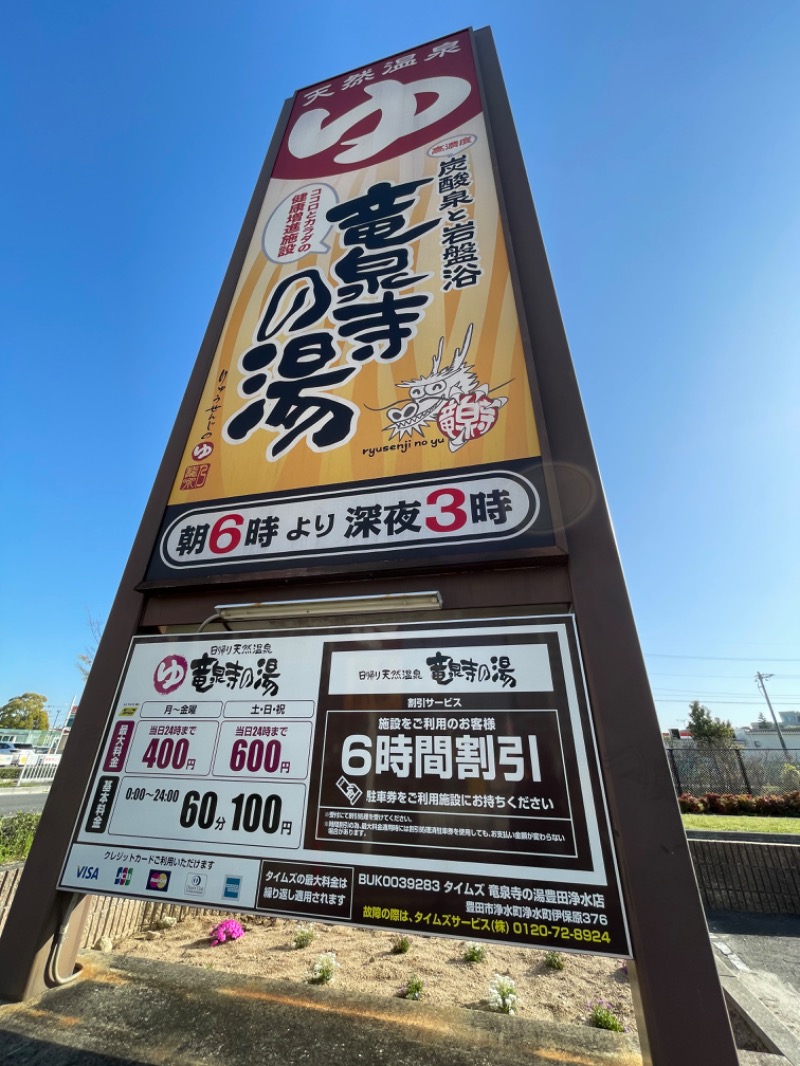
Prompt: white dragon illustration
<box><xmin>384</xmin><ymin>324</ymin><xmax>508</xmax><ymax>452</ymax></box>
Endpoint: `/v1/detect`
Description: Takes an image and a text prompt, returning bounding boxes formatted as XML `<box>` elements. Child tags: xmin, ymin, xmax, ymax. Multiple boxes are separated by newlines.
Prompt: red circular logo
<box><xmin>153</xmin><ymin>655</ymin><xmax>188</xmax><ymax>695</ymax></box>
<box><xmin>191</xmin><ymin>442</ymin><xmax>214</xmax><ymax>461</ymax></box>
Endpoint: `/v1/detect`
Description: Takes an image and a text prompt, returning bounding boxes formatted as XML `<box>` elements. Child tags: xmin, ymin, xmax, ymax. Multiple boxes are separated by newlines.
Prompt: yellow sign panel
<box><xmin>149</xmin><ymin>31</ymin><xmax>554</xmax><ymax>580</ymax></box>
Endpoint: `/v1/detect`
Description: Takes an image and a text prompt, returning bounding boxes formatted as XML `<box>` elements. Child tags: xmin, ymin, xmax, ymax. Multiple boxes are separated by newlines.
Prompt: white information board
<box><xmin>59</xmin><ymin>615</ymin><xmax>631</xmax><ymax>956</ymax></box>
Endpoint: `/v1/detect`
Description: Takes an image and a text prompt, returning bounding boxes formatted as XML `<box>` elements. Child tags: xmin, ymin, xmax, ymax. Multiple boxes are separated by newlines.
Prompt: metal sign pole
<box><xmin>471</xmin><ymin>29</ymin><xmax>737</xmax><ymax>1064</ymax></box>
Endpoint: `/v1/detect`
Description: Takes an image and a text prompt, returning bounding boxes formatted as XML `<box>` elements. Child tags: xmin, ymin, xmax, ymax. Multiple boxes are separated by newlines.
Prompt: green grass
<box><xmin>682</xmin><ymin>813</ymin><xmax>800</xmax><ymax>834</ymax></box>
<box><xmin>0</xmin><ymin>811</ymin><xmax>41</xmax><ymax>864</ymax></box>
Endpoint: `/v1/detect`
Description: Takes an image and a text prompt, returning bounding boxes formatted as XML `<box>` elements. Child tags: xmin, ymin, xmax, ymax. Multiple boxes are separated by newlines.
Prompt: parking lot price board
<box><xmin>59</xmin><ymin>616</ymin><xmax>631</xmax><ymax>957</ymax></box>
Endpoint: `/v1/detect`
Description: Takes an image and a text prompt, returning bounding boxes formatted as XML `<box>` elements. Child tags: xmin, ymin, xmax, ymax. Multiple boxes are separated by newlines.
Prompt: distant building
<box><xmin>735</xmin><ymin>711</ymin><xmax>800</xmax><ymax>750</ymax></box>
<box><xmin>662</xmin><ymin>729</ymin><xmax>695</xmax><ymax>747</ymax></box>
<box><xmin>0</xmin><ymin>727</ymin><xmax>66</xmax><ymax>752</ymax></box>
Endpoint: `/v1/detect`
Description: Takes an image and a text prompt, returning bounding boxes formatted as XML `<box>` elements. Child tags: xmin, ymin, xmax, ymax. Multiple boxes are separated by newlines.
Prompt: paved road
<box><xmin>710</xmin><ymin>912</ymin><xmax>800</xmax><ymax>997</ymax></box>
<box><xmin>0</xmin><ymin>788</ymin><xmax>49</xmax><ymax>817</ymax></box>
<box><xmin>709</xmin><ymin>910</ymin><xmax>800</xmax><ymax>1058</ymax></box>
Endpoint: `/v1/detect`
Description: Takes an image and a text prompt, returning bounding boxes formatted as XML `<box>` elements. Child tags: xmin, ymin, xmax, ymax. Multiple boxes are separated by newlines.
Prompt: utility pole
<box><xmin>755</xmin><ymin>673</ymin><xmax>789</xmax><ymax>754</ymax></box>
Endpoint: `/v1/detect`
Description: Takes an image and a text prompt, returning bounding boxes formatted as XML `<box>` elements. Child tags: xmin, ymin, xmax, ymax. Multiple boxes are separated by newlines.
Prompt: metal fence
<box><xmin>16</xmin><ymin>754</ymin><xmax>62</xmax><ymax>788</ymax></box>
<box><xmin>665</xmin><ymin>746</ymin><xmax>800</xmax><ymax>797</ymax></box>
<box><xmin>0</xmin><ymin>865</ymin><xmax>25</xmax><ymax>939</ymax></box>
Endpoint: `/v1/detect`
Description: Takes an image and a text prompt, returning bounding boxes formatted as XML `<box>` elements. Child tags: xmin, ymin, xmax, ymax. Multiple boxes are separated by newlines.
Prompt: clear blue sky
<box><xmin>2</xmin><ymin>2</ymin><xmax>799</xmax><ymax>731</ymax></box>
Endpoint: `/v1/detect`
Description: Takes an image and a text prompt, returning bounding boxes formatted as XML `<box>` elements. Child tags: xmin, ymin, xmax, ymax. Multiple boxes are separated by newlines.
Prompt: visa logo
<box><xmin>77</xmin><ymin>866</ymin><xmax>100</xmax><ymax>881</ymax></box>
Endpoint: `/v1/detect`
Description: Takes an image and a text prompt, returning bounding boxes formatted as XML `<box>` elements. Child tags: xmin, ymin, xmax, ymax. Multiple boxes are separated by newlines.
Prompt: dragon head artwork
<box><xmin>384</xmin><ymin>324</ymin><xmax>508</xmax><ymax>452</ymax></box>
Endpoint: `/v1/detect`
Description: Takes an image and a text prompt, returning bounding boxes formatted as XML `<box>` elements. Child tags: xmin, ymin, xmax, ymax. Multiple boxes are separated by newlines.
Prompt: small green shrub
<box><xmin>391</xmin><ymin>934</ymin><xmax>411</xmax><ymax>954</ymax></box>
<box><xmin>0</xmin><ymin>811</ymin><xmax>41</xmax><ymax>864</ymax></box>
<box><xmin>404</xmin><ymin>975</ymin><xmax>424</xmax><ymax>1000</ymax></box>
<box><xmin>309</xmin><ymin>951</ymin><xmax>338</xmax><ymax>984</ymax></box>
<box><xmin>543</xmin><ymin>950</ymin><xmax>565</xmax><ymax>971</ymax></box>
<box><xmin>488</xmin><ymin>974</ymin><xmax>518</xmax><ymax>1014</ymax></box>
<box><xmin>588</xmin><ymin>1000</ymin><xmax>625</xmax><ymax>1032</ymax></box>
<box><xmin>293</xmin><ymin>925</ymin><xmax>316</xmax><ymax>949</ymax></box>
<box><xmin>463</xmin><ymin>941</ymin><xmax>487</xmax><ymax>963</ymax></box>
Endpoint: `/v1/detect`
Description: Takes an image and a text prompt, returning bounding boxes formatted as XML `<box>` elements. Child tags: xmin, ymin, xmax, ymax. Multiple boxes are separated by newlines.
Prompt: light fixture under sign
<box><xmin>212</xmin><ymin>591</ymin><xmax>443</xmax><ymax>625</ymax></box>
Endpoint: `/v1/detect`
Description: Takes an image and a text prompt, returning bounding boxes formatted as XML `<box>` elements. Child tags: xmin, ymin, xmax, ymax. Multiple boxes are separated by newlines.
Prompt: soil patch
<box><xmin>113</xmin><ymin>915</ymin><xmax>636</xmax><ymax>1034</ymax></box>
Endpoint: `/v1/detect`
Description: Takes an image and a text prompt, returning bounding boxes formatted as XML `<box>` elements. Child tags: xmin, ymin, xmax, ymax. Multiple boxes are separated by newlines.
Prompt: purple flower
<box><xmin>210</xmin><ymin>919</ymin><xmax>244</xmax><ymax>946</ymax></box>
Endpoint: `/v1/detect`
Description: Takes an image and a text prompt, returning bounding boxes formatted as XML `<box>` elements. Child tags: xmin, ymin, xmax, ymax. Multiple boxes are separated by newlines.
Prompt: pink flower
<box><xmin>209</xmin><ymin>919</ymin><xmax>244</xmax><ymax>946</ymax></box>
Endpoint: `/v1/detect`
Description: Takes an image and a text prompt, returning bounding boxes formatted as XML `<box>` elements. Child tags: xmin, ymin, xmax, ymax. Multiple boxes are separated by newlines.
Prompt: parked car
<box><xmin>14</xmin><ymin>748</ymin><xmax>40</xmax><ymax>766</ymax></box>
<box><xmin>0</xmin><ymin>741</ymin><xmax>18</xmax><ymax>767</ymax></box>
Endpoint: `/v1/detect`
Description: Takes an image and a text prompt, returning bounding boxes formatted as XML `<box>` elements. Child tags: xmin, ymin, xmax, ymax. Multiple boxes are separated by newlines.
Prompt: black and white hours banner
<box><xmin>146</xmin><ymin>458</ymin><xmax>555</xmax><ymax>581</ymax></box>
<box><xmin>59</xmin><ymin>615</ymin><xmax>631</xmax><ymax>957</ymax></box>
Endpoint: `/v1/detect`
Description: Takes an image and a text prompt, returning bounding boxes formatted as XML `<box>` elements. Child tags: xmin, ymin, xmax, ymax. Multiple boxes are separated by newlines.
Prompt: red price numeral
<box><xmin>209</xmin><ymin>513</ymin><xmax>243</xmax><ymax>554</ymax></box>
<box><xmin>229</xmin><ymin>738</ymin><xmax>282</xmax><ymax>773</ymax></box>
<box><xmin>425</xmin><ymin>487</ymin><xmax>467</xmax><ymax>533</ymax></box>
<box><xmin>142</xmin><ymin>737</ymin><xmax>189</xmax><ymax>770</ymax></box>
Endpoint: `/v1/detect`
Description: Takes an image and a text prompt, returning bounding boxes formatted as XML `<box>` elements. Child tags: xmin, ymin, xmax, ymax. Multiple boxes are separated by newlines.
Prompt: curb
<box><xmin>686</xmin><ymin>830</ymin><xmax>800</xmax><ymax>845</ymax></box>
<box><xmin>713</xmin><ymin>943</ymin><xmax>800</xmax><ymax>1065</ymax></box>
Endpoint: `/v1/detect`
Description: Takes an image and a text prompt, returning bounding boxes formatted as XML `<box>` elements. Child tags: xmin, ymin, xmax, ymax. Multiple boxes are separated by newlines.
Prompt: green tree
<box><xmin>0</xmin><ymin>693</ymin><xmax>49</xmax><ymax>730</ymax></box>
<box><xmin>686</xmin><ymin>701</ymin><xmax>735</xmax><ymax>744</ymax></box>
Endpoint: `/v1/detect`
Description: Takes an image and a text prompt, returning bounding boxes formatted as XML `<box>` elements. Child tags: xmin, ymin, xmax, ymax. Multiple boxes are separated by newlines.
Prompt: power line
<box><xmin>650</xmin><ymin>672</ymin><xmax>800</xmax><ymax>680</ymax></box>
<box><xmin>653</xmin><ymin>698</ymin><xmax>791</xmax><ymax>707</ymax></box>
<box><xmin>654</xmin><ymin>695</ymin><xmax>798</xmax><ymax>703</ymax></box>
<box><xmin>647</xmin><ymin>653</ymin><xmax>800</xmax><ymax>663</ymax></box>
<box><xmin>651</xmin><ymin>689</ymin><xmax>800</xmax><ymax>699</ymax></box>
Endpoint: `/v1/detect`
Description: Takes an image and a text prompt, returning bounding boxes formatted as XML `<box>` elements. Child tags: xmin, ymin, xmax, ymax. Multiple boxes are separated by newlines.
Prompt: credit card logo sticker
<box><xmin>223</xmin><ymin>876</ymin><xmax>242</xmax><ymax>900</ymax></box>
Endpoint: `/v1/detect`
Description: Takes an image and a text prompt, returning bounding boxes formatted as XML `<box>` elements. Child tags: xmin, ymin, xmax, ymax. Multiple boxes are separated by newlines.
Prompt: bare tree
<box><xmin>77</xmin><ymin>613</ymin><xmax>105</xmax><ymax>681</ymax></box>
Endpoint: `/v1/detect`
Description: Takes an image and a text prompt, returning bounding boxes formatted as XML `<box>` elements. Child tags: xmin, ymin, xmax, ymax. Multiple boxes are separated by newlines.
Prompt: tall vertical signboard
<box><xmin>0</xmin><ymin>28</ymin><xmax>737</xmax><ymax>1066</ymax></box>
<box><xmin>145</xmin><ymin>29</ymin><xmax>558</xmax><ymax>583</ymax></box>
